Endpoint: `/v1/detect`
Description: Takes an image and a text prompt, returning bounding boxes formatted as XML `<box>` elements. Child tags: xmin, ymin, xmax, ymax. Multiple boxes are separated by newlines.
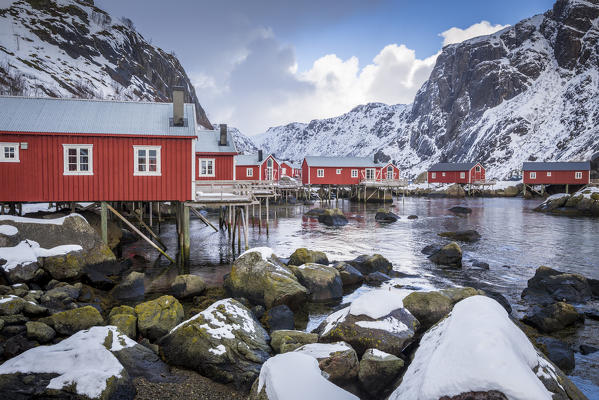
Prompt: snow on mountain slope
<box><xmin>257</xmin><ymin>0</ymin><xmax>599</xmax><ymax>179</ymax></box>
<box><xmin>0</xmin><ymin>0</ymin><xmax>211</xmax><ymax>128</ymax></box>
<box><xmin>211</xmin><ymin>124</ymin><xmax>258</xmax><ymax>154</ymax></box>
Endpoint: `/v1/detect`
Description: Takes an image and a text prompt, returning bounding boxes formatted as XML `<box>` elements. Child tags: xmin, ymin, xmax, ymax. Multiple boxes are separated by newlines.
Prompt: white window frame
<box><xmin>0</xmin><ymin>142</ymin><xmax>20</xmax><ymax>162</ymax></box>
<box><xmin>442</xmin><ymin>172</ymin><xmax>446</xmax><ymax>177</ymax></box>
<box><xmin>246</xmin><ymin>167</ymin><xmax>254</xmax><ymax>177</ymax></box>
<box><xmin>547</xmin><ymin>171</ymin><xmax>552</xmax><ymax>177</ymax></box>
<box><xmin>198</xmin><ymin>158</ymin><xmax>215</xmax><ymax>177</ymax></box>
<box><xmin>475</xmin><ymin>165</ymin><xmax>481</xmax><ymax>172</ymax></box>
<box><xmin>387</xmin><ymin>166</ymin><xmax>394</xmax><ymax>179</ymax></box>
<box><xmin>530</xmin><ymin>172</ymin><xmax>536</xmax><ymax>179</ymax></box>
<box><xmin>282</xmin><ymin>167</ymin><xmax>287</xmax><ymax>175</ymax></box>
<box><xmin>460</xmin><ymin>172</ymin><xmax>466</xmax><ymax>179</ymax></box>
<box><xmin>317</xmin><ymin>169</ymin><xmax>324</xmax><ymax>178</ymax></box>
<box><xmin>336</xmin><ymin>168</ymin><xmax>342</xmax><ymax>175</ymax></box>
<box><xmin>351</xmin><ymin>169</ymin><xmax>358</xmax><ymax>178</ymax></box>
<box><xmin>133</xmin><ymin>145</ymin><xmax>161</xmax><ymax>176</ymax></box>
<box><xmin>431</xmin><ymin>172</ymin><xmax>436</xmax><ymax>179</ymax></box>
<box><xmin>575</xmin><ymin>171</ymin><xmax>583</xmax><ymax>179</ymax></box>
<box><xmin>63</xmin><ymin>144</ymin><xmax>93</xmax><ymax>175</ymax></box>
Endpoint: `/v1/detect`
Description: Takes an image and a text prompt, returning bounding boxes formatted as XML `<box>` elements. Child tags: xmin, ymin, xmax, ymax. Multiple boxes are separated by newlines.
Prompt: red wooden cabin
<box><xmin>0</xmin><ymin>94</ymin><xmax>196</xmax><ymax>202</ymax></box>
<box><xmin>301</xmin><ymin>156</ymin><xmax>396</xmax><ymax>185</ymax></box>
<box><xmin>380</xmin><ymin>162</ymin><xmax>401</xmax><ymax>180</ymax></box>
<box><xmin>195</xmin><ymin>124</ymin><xmax>238</xmax><ymax>181</ymax></box>
<box><xmin>428</xmin><ymin>162</ymin><xmax>485</xmax><ymax>184</ymax></box>
<box><xmin>235</xmin><ymin>151</ymin><xmax>280</xmax><ymax>181</ymax></box>
<box><xmin>280</xmin><ymin>161</ymin><xmax>301</xmax><ymax>179</ymax></box>
<box><xmin>522</xmin><ymin>162</ymin><xmax>590</xmax><ymax>185</ymax></box>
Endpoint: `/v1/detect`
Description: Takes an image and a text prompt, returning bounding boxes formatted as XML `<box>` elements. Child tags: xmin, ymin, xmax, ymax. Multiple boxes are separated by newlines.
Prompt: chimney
<box><xmin>172</xmin><ymin>86</ymin><xmax>185</xmax><ymax>126</ymax></box>
<box><xmin>258</xmin><ymin>150</ymin><xmax>263</xmax><ymax>162</ymax></box>
<box><xmin>219</xmin><ymin>124</ymin><xmax>227</xmax><ymax>146</ymax></box>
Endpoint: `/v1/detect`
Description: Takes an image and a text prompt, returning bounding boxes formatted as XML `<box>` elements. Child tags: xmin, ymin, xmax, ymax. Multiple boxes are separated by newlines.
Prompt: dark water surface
<box><xmin>123</xmin><ymin>197</ymin><xmax>599</xmax><ymax>397</ymax></box>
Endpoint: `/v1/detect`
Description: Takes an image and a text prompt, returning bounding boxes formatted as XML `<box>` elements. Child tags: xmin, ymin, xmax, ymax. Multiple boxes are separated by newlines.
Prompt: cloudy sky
<box><xmin>96</xmin><ymin>0</ymin><xmax>554</xmax><ymax>135</ymax></box>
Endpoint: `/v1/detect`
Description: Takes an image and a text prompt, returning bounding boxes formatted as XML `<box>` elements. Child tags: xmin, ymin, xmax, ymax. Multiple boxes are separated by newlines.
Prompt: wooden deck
<box><xmin>193</xmin><ymin>180</ymin><xmax>257</xmax><ymax>205</ymax></box>
<box><xmin>359</xmin><ymin>178</ymin><xmax>408</xmax><ymax>188</ymax></box>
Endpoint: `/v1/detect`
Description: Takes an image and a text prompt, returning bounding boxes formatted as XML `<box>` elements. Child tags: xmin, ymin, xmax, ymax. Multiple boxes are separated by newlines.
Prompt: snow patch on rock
<box><xmin>0</xmin><ymin>239</ymin><xmax>82</xmax><ymax>271</ymax></box>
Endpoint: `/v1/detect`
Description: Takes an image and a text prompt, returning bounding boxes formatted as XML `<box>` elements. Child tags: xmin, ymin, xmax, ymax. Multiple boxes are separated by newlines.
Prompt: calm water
<box><xmin>123</xmin><ymin>197</ymin><xmax>599</xmax><ymax>397</ymax></box>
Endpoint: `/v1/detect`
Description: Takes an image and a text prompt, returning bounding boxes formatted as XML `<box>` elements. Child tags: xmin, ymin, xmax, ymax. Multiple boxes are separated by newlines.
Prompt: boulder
<box><xmin>522</xmin><ymin>302</ymin><xmax>584</xmax><ymax>333</ymax></box>
<box><xmin>0</xmin><ymin>295</ymin><xmax>26</xmax><ymax>316</ymax></box>
<box><xmin>40</xmin><ymin>282</ymin><xmax>81</xmax><ymax>311</ymax></box>
<box><xmin>388</xmin><ymin>296</ymin><xmax>586</xmax><ymax>400</ymax></box>
<box><xmin>358</xmin><ymin>348</ymin><xmax>404</xmax><ymax>397</ymax></box>
<box><xmin>332</xmin><ymin>262</ymin><xmax>364</xmax><ymax>286</ymax></box>
<box><xmin>270</xmin><ymin>330</ymin><xmax>318</xmax><ymax>353</ymax></box>
<box><xmin>521</xmin><ymin>266</ymin><xmax>593</xmax><ymax>305</ymax></box>
<box><xmin>375</xmin><ymin>209</ymin><xmax>400</xmax><ymax>222</ymax></box>
<box><xmin>134</xmin><ymin>295</ymin><xmax>184</xmax><ymax>342</ymax></box>
<box><xmin>407</xmin><ymin>215</ymin><xmax>418</xmax><ymax>219</ymax></box>
<box><xmin>110</xmin><ymin>271</ymin><xmax>145</xmax><ymax>301</ymax></box>
<box><xmin>0</xmin><ymin>326</ymin><xmax>160</xmax><ymax>399</ymax></box>
<box><xmin>249</xmin><ymin>352</ymin><xmax>358</xmax><ymax>400</ymax></box>
<box><xmin>536</xmin><ymin>337</ymin><xmax>575</xmax><ymax>372</ymax></box>
<box><xmin>109</xmin><ymin>313</ymin><xmax>137</xmax><ymax>339</ymax></box>
<box><xmin>3</xmin><ymin>262</ymin><xmax>43</xmax><ymax>285</ymax></box>
<box><xmin>580</xmin><ymin>344</ymin><xmax>598</xmax><ymax>355</ymax></box>
<box><xmin>224</xmin><ymin>248</ymin><xmax>308</xmax><ymax>309</ymax></box>
<box><xmin>428</xmin><ymin>242</ymin><xmax>462</xmax><ymax>268</ymax></box>
<box><xmin>347</xmin><ymin>254</ymin><xmax>393</xmax><ymax>275</ymax></box>
<box><xmin>317</xmin><ymin>209</ymin><xmax>348</xmax><ymax>227</ymax></box>
<box><xmin>305</xmin><ymin>208</ymin><xmax>326</xmax><ymax>217</ymax></box>
<box><xmin>289</xmin><ymin>263</ymin><xmax>343</xmax><ymax>301</ymax></box>
<box><xmin>403</xmin><ymin>287</ymin><xmax>483</xmax><ymax>331</ymax></box>
<box><xmin>294</xmin><ymin>342</ymin><xmax>359</xmax><ymax>384</ymax></box>
<box><xmin>448</xmin><ymin>206</ymin><xmax>472</xmax><ymax>214</ymax></box>
<box><xmin>79</xmin><ymin>210</ymin><xmax>123</xmax><ymax>250</ymax></box>
<box><xmin>82</xmin><ymin>259</ymin><xmax>130</xmax><ymax>290</ymax></box>
<box><xmin>317</xmin><ymin>290</ymin><xmax>419</xmax><ymax>357</ymax></box>
<box><xmin>472</xmin><ymin>260</ymin><xmax>490</xmax><ymax>269</ymax></box>
<box><xmin>170</xmin><ymin>274</ymin><xmax>206</xmax><ymax>298</ymax></box>
<box><xmin>288</xmin><ymin>248</ymin><xmax>329</xmax><ymax>266</ymax></box>
<box><xmin>46</xmin><ymin>306</ymin><xmax>105</xmax><ymax>336</ymax></box>
<box><xmin>438</xmin><ymin>229</ymin><xmax>481</xmax><ymax>243</ymax></box>
<box><xmin>25</xmin><ymin>321</ymin><xmax>55</xmax><ymax>343</ymax></box>
<box><xmin>534</xmin><ymin>193</ymin><xmax>570</xmax><ymax>212</ymax></box>
<box><xmin>160</xmin><ymin>298</ymin><xmax>271</xmax><ymax>389</ymax></box>
<box><xmin>364</xmin><ymin>271</ymin><xmax>391</xmax><ymax>286</ymax></box>
<box><xmin>261</xmin><ymin>304</ymin><xmax>295</xmax><ymax>332</ymax></box>
<box><xmin>446</xmin><ymin>184</ymin><xmax>466</xmax><ymax>198</ymax></box>
<box><xmin>421</xmin><ymin>244</ymin><xmax>442</xmax><ymax>255</ymax></box>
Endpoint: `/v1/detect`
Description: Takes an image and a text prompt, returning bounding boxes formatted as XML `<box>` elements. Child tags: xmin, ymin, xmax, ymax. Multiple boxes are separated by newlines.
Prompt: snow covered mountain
<box><xmin>211</xmin><ymin>124</ymin><xmax>258</xmax><ymax>154</ymax></box>
<box><xmin>0</xmin><ymin>0</ymin><xmax>212</xmax><ymax>128</ymax></box>
<box><xmin>256</xmin><ymin>0</ymin><xmax>599</xmax><ymax>179</ymax></box>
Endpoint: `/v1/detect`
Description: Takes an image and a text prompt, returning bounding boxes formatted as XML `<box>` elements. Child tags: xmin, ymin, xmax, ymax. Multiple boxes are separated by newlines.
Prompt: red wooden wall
<box><xmin>523</xmin><ymin>170</ymin><xmax>590</xmax><ymax>185</ymax></box>
<box><xmin>196</xmin><ymin>153</ymin><xmax>235</xmax><ymax>180</ymax></box>
<box><xmin>0</xmin><ymin>133</ymin><xmax>193</xmax><ymax>202</ymax></box>
<box><xmin>428</xmin><ymin>164</ymin><xmax>485</xmax><ymax>184</ymax></box>
<box><xmin>235</xmin><ymin>155</ymin><xmax>280</xmax><ymax>181</ymax></box>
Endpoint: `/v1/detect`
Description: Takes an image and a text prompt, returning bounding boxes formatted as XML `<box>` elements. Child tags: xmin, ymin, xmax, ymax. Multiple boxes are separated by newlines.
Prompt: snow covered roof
<box><xmin>429</xmin><ymin>162</ymin><xmax>480</xmax><ymax>171</ymax></box>
<box><xmin>0</xmin><ymin>96</ymin><xmax>197</xmax><ymax>137</ymax></box>
<box><xmin>281</xmin><ymin>161</ymin><xmax>300</xmax><ymax>169</ymax></box>
<box><xmin>235</xmin><ymin>153</ymin><xmax>275</xmax><ymax>165</ymax></box>
<box><xmin>195</xmin><ymin>129</ymin><xmax>237</xmax><ymax>153</ymax></box>
<box><xmin>304</xmin><ymin>156</ymin><xmax>382</xmax><ymax>167</ymax></box>
<box><xmin>522</xmin><ymin>161</ymin><xmax>590</xmax><ymax>171</ymax></box>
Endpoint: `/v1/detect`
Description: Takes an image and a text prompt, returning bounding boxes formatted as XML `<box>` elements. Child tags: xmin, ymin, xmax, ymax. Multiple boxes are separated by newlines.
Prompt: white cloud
<box><xmin>440</xmin><ymin>21</ymin><xmax>510</xmax><ymax>47</ymax></box>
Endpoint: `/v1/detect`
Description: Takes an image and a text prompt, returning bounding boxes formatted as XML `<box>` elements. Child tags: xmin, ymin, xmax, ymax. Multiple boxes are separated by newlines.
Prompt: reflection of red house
<box><xmin>301</xmin><ymin>156</ymin><xmax>400</xmax><ymax>185</ymax></box>
<box><xmin>522</xmin><ymin>162</ymin><xmax>590</xmax><ymax>185</ymax></box>
<box><xmin>235</xmin><ymin>151</ymin><xmax>280</xmax><ymax>181</ymax></box>
<box><xmin>428</xmin><ymin>162</ymin><xmax>485</xmax><ymax>184</ymax></box>
<box><xmin>195</xmin><ymin>125</ymin><xmax>237</xmax><ymax>181</ymax></box>
<box><xmin>0</xmin><ymin>95</ymin><xmax>196</xmax><ymax>202</ymax></box>
<box><xmin>280</xmin><ymin>161</ymin><xmax>301</xmax><ymax>179</ymax></box>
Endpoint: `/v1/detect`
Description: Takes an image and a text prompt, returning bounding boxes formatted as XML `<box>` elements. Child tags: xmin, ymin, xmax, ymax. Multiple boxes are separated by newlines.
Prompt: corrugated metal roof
<box><xmin>195</xmin><ymin>129</ymin><xmax>237</xmax><ymax>153</ymax></box>
<box><xmin>304</xmin><ymin>156</ymin><xmax>381</xmax><ymax>167</ymax></box>
<box><xmin>0</xmin><ymin>96</ymin><xmax>197</xmax><ymax>137</ymax></box>
<box><xmin>429</xmin><ymin>162</ymin><xmax>479</xmax><ymax>171</ymax></box>
<box><xmin>522</xmin><ymin>161</ymin><xmax>590</xmax><ymax>171</ymax></box>
<box><xmin>235</xmin><ymin>153</ymin><xmax>275</xmax><ymax>165</ymax></box>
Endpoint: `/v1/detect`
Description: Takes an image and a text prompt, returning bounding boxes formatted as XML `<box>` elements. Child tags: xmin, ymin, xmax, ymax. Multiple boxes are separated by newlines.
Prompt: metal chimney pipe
<box><xmin>219</xmin><ymin>124</ymin><xmax>227</xmax><ymax>146</ymax></box>
<box><xmin>258</xmin><ymin>149</ymin><xmax>263</xmax><ymax>162</ymax></box>
<box><xmin>172</xmin><ymin>86</ymin><xmax>185</xmax><ymax>126</ymax></box>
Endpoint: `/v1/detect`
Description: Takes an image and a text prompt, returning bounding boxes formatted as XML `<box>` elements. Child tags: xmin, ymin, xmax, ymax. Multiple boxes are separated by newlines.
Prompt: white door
<box><xmin>266</xmin><ymin>159</ymin><xmax>273</xmax><ymax>180</ymax></box>
<box><xmin>387</xmin><ymin>166</ymin><xmax>394</xmax><ymax>179</ymax></box>
<box><xmin>365</xmin><ymin>168</ymin><xmax>375</xmax><ymax>180</ymax></box>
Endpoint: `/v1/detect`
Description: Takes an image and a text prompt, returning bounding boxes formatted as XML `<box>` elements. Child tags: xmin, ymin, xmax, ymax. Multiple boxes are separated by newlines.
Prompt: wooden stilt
<box><xmin>182</xmin><ymin>204</ymin><xmax>190</xmax><ymax>264</ymax></box>
<box><xmin>244</xmin><ymin>205</ymin><xmax>249</xmax><ymax>250</ymax></box>
<box><xmin>100</xmin><ymin>201</ymin><xmax>108</xmax><ymax>245</ymax></box>
<box><xmin>237</xmin><ymin>208</ymin><xmax>242</xmax><ymax>253</ymax></box>
<box><xmin>190</xmin><ymin>207</ymin><xmax>218</xmax><ymax>232</ymax></box>
<box><xmin>149</xmin><ymin>201</ymin><xmax>153</xmax><ymax>227</ymax></box>
<box><xmin>266</xmin><ymin>197</ymin><xmax>269</xmax><ymax>236</ymax></box>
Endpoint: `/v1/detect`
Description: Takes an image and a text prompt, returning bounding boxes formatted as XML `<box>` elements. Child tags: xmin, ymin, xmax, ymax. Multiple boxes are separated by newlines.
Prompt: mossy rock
<box><xmin>109</xmin><ymin>314</ymin><xmax>137</xmax><ymax>339</ymax></box>
<box><xmin>270</xmin><ymin>329</ymin><xmax>318</xmax><ymax>353</ymax></box>
<box><xmin>288</xmin><ymin>248</ymin><xmax>329</xmax><ymax>266</ymax></box>
<box><xmin>49</xmin><ymin>305</ymin><xmax>105</xmax><ymax>335</ymax></box>
<box><xmin>108</xmin><ymin>305</ymin><xmax>136</xmax><ymax>320</ymax></box>
<box><xmin>135</xmin><ymin>295</ymin><xmax>184</xmax><ymax>342</ymax></box>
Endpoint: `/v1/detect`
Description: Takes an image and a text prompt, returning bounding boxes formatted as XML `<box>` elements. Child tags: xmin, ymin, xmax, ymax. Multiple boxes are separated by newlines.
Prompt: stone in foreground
<box><xmin>522</xmin><ymin>302</ymin><xmax>584</xmax><ymax>333</ymax></box>
<box><xmin>290</xmin><ymin>263</ymin><xmax>343</xmax><ymax>301</ymax></box>
<box><xmin>428</xmin><ymin>242</ymin><xmax>462</xmax><ymax>269</ymax></box>
<box><xmin>521</xmin><ymin>266</ymin><xmax>593</xmax><ymax>305</ymax></box>
<box><xmin>270</xmin><ymin>329</ymin><xmax>318</xmax><ymax>353</ymax></box>
<box><xmin>288</xmin><ymin>248</ymin><xmax>329</xmax><ymax>266</ymax></box>
<box><xmin>359</xmin><ymin>348</ymin><xmax>404</xmax><ymax>397</ymax></box>
<box><xmin>135</xmin><ymin>295</ymin><xmax>184</xmax><ymax>342</ymax></box>
<box><xmin>294</xmin><ymin>342</ymin><xmax>359</xmax><ymax>384</ymax></box>
<box><xmin>317</xmin><ymin>208</ymin><xmax>348</xmax><ymax>227</ymax></box>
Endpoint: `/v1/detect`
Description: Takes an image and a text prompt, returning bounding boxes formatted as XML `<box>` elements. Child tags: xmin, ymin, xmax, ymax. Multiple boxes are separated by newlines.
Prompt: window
<box><xmin>547</xmin><ymin>171</ymin><xmax>552</xmax><ymax>177</ymax></box>
<box><xmin>0</xmin><ymin>143</ymin><xmax>19</xmax><ymax>162</ymax></box>
<box><xmin>442</xmin><ymin>172</ymin><xmax>446</xmax><ymax>177</ymax></box>
<box><xmin>246</xmin><ymin>168</ymin><xmax>253</xmax><ymax>177</ymax></box>
<box><xmin>475</xmin><ymin>165</ymin><xmax>481</xmax><ymax>172</ymax></box>
<box><xmin>431</xmin><ymin>172</ymin><xmax>436</xmax><ymax>179</ymax></box>
<box><xmin>387</xmin><ymin>166</ymin><xmax>394</xmax><ymax>179</ymax></box>
<box><xmin>575</xmin><ymin>172</ymin><xmax>583</xmax><ymax>179</ymax></box>
<box><xmin>336</xmin><ymin>168</ymin><xmax>342</xmax><ymax>175</ymax></box>
<box><xmin>282</xmin><ymin>167</ymin><xmax>287</xmax><ymax>175</ymax></box>
<box><xmin>530</xmin><ymin>172</ymin><xmax>536</xmax><ymax>179</ymax></box>
<box><xmin>63</xmin><ymin>144</ymin><xmax>93</xmax><ymax>175</ymax></box>
<box><xmin>351</xmin><ymin>169</ymin><xmax>358</xmax><ymax>178</ymax></box>
<box><xmin>199</xmin><ymin>158</ymin><xmax>215</xmax><ymax>177</ymax></box>
<box><xmin>460</xmin><ymin>172</ymin><xmax>466</xmax><ymax>179</ymax></box>
<box><xmin>134</xmin><ymin>146</ymin><xmax>161</xmax><ymax>176</ymax></box>
<box><xmin>317</xmin><ymin>169</ymin><xmax>324</xmax><ymax>178</ymax></box>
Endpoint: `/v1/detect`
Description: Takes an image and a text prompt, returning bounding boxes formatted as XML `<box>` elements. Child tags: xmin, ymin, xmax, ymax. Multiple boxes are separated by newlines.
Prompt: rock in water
<box><xmin>317</xmin><ymin>290</ymin><xmax>419</xmax><ymax>357</ymax></box>
<box><xmin>375</xmin><ymin>209</ymin><xmax>400</xmax><ymax>222</ymax></box>
<box><xmin>522</xmin><ymin>302</ymin><xmax>584</xmax><ymax>333</ymax></box>
<box><xmin>332</xmin><ymin>262</ymin><xmax>364</xmax><ymax>286</ymax></box>
<box><xmin>0</xmin><ymin>326</ymin><xmax>138</xmax><ymax>400</ymax></box>
<box><xmin>365</xmin><ymin>271</ymin><xmax>391</xmax><ymax>286</ymax></box>
<box><xmin>160</xmin><ymin>298</ymin><xmax>271</xmax><ymax>390</ymax></box>
<box><xmin>421</xmin><ymin>244</ymin><xmax>442</xmax><ymax>255</ymax></box>
<box><xmin>317</xmin><ymin>209</ymin><xmax>348</xmax><ymax>227</ymax></box>
<box><xmin>135</xmin><ymin>295</ymin><xmax>184</xmax><ymax>342</ymax></box>
<box><xmin>359</xmin><ymin>348</ymin><xmax>404</xmax><ymax>397</ymax></box>
<box><xmin>438</xmin><ymin>230</ymin><xmax>481</xmax><ymax>243</ymax></box>
<box><xmin>389</xmin><ymin>296</ymin><xmax>586</xmax><ymax>400</ymax></box>
<box><xmin>521</xmin><ymin>266</ymin><xmax>593</xmax><ymax>305</ymax></box>
<box><xmin>288</xmin><ymin>248</ymin><xmax>329</xmax><ymax>266</ymax></box>
<box><xmin>347</xmin><ymin>254</ymin><xmax>393</xmax><ymax>275</ymax></box>
<box><xmin>294</xmin><ymin>342</ymin><xmax>359</xmax><ymax>384</ymax></box>
<box><xmin>224</xmin><ymin>248</ymin><xmax>308</xmax><ymax>309</ymax></box>
<box><xmin>270</xmin><ymin>330</ymin><xmax>318</xmax><ymax>353</ymax></box>
<box><xmin>262</xmin><ymin>305</ymin><xmax>295</xmax><ymax>332</ymax></box>
<box><xmin>170</xmin><ymin>274</ymin><xmax>206</xmax><ymax>298</ymax></box>
<box><xmin>428</xmin><ymin>242</ymin><xmax>463</xmax><ymax>268</ymax></box>
<box><xmin>449</xmin><ymin>206</ymin><xmax>472</xmax><ymax>214</ymax></box>
<box><xmin>249</xmin><ymin>352</ymin><xmax>359</xmax><ymax>400</ymax></box>
<box><xmin>535</xmin><ymin>337</ymin><xmax>575</xmax><ymax>373</ymax></box>
<box><xmin>289</xmin><ymin>263</ymin><xmax>343</xmax><ymax>301</ymax></box>
<box><xmin>110</xmin><ymin>271</ymin><xmax>145</xmax><ymax>301</ymax></box>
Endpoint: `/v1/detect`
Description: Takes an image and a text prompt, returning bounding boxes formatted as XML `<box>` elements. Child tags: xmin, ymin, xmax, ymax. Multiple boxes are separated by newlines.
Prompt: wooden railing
<box><xmin>194</xmin><ymin>180</ymin><xmax>254</xmax><ymax>201</ymax></box>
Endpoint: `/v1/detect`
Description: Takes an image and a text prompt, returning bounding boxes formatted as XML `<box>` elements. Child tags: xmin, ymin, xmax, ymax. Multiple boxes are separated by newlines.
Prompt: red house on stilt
<box><xmin>301</xmin><ymin>156</ymin><xmax>400</xmax><ymax>185</ymax></box>
<box><xmin>280</xmin><ymin>161</ymin><xmax>301</xmax><ymax>179</ymax></box>
<box><xmin>235</xmin><ymin>151</ymin><xmax>280</xmax><ymax>181</ymax></box>
<box><xmin>195</xmin><ymin>124</ymin><xmax>238</xmax><ymax>181</ymax></box>
<box><xmin>427</xmin><ymin>162</ymin><xmax>485</xmax><ymax>184</ymax></box>
<box><xmin>522</xmin><ymin>162</ymin><xmax>590</xmax><ymax>185</ymax></box>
